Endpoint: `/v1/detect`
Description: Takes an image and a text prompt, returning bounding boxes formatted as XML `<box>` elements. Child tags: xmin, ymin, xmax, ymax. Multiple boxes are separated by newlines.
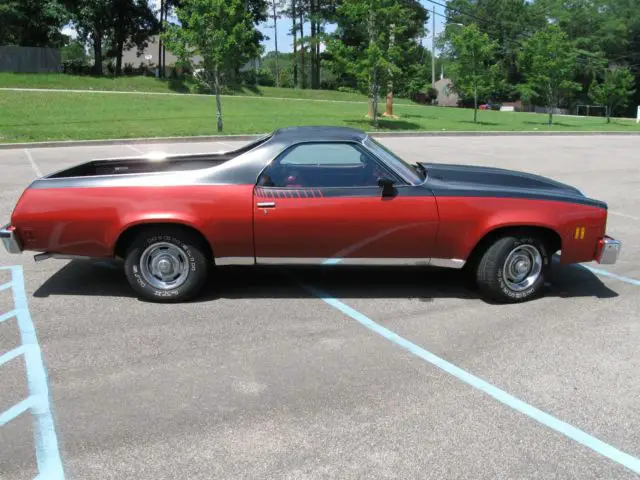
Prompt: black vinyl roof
<box><xmin>271</xmin><ymin>126</ymin><xmax>368</xmax><ymax>143</ymax></box>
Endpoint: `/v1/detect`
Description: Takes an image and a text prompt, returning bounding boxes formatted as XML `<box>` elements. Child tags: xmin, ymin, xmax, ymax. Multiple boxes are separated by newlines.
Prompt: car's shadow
<box><xmin>33</xmin><ymin>259</ymin><xmax>619</xmax><ymax>304</ymax></box>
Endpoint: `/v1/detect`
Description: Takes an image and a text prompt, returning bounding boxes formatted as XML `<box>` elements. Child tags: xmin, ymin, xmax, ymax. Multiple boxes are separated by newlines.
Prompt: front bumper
<box><xmin>595</xmin><ymin>236</ymin><xmax>621</xmax><ymax>265</ymax></box>
<box><xmin>0</xmin><ymin>224</ymin><xmax>23</xmax><ymax>254</ymax></box>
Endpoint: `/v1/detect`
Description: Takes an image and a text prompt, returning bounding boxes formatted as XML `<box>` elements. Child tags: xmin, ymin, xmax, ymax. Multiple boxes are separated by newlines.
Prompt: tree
<box><xmin>325</xmin><ymin>0</ymin><xmax>426</xmax><ymax>125</ymax></box>
<box><xmin>0</xmin><ymin>0</ymin><xmax>69</xmax><ymax>47</ymax></box>
<box><xmin>516</xmin><ymin>25</ymin><xmax>582</xmax><ymax>125</ymax></box>
<box><xmin>163</xmin><ymin>0</ymin><xmax>263</xmax><ymax>132</ymax></box>
<box><xmin>442</xmin><ymin>0</ymin><xmax>545</xmax><ymax>101</ymax></box>
<box><xmin>106</xmin><ymin>0</ymin><xmax>159</xmax><ymax>75</ymax></box>
<box><xmin>63</xmin><ymin>0</ymin><xmax>114</xmax><ymax>74</ymax></box>
<box><xmin>589</xmin><ymin>66</ymin><xmax>636</xmax><ymax>122</ymax></box>
<box><xmin>447</xmin><ymin>23</ymin><xmax>502</xmax><ymax>122</ymax></box>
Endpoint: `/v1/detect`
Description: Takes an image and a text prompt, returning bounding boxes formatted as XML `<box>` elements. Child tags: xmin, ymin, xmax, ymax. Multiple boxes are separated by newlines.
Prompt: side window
<box><xmin>258</xmin><ymin>142</ymin><xmax>391</xmax><ymax>188</ymax></box>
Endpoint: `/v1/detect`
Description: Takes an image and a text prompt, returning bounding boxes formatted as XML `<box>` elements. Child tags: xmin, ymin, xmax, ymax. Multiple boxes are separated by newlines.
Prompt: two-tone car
<box><xmin>1</xmin><ymin>126</ymin><xmax>621</xmax><ymax>303</ymax></box>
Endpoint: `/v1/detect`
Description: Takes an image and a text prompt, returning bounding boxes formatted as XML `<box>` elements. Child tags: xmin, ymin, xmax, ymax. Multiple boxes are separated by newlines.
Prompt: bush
<box><xmin>336</xmin><ymin>85</ymin><xmax>360</xmax><ymax>94</ymax></box>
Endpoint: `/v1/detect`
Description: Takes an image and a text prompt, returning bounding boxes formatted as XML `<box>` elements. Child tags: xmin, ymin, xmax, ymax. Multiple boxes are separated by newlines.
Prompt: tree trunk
<box><xmin>93</xmin><ymin>31</ymin><xmax>103</xmax><ymax>75</ymax></box>
<box><xmin>272</xmin><ymin>0</ymin><xmax>279</xmax><ymax>87</ymax></box>
<box><xmin>310</xmin><ymin>11</ymin><xmax>316</xmax><ymax>89</ymax></box>
<box><xmin>159</xmin><ymin>0</ymin><xmax>164</xmax><ymax>78</ymax></box>
<box><xmin>367</xmin><ymin>8</ymin><xmax>378</xmax><ymax>125</ymax></box>
<box><xmin>292</xmin><ymin>0</ymin><xmax>298</xmax><ymax>87</ymax></box>
<box><xmin>115</xmin><ymin>38</ymin><xmax>124</xmax><ymax>76</ymax></box>
<box><xmin>214</xmin><ymin>68</ymin><xmax>223</xmax><ymax>132</ymax></box>
<box><xmin>383</xmin><ymin>24</ymin><xmax>395</xmax><ymax>117</ymax></box>
<box><xmin>547</xmin><ymin>84</ymin><xmax>553</xmax><ymax>125</ymax></box>
<box><xmin>299</xmin><ymin>11</ymin><xmax>306</xmax><ymax>89</ymax></box>
<box><xmin>607</xmin><ymin>103</ymin><xmax>611</xmax><ymax>123</ymax></box>
<box><xmin>473</xmin><ymin>85</ymin><xmax>478</xmax><ymax>123</ymax></box>
<box><xmin>315</xmin><ymin>24</ymin><xmax>321</xmax><ymax>88</ymax></box>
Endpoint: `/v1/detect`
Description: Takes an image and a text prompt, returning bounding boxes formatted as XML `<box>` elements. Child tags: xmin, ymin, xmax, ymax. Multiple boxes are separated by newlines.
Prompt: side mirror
<box><xmin>377</xmin><ymin>177</ymin><xmax>396</xmax><ymax>197</ymax></box>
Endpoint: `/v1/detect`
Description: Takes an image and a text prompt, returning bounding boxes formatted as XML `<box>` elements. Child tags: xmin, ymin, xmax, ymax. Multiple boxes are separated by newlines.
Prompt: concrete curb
<box><xmin>2</xmin><ymin>129</ymin><xmax>640</xmax><ymax>150</ymax></box>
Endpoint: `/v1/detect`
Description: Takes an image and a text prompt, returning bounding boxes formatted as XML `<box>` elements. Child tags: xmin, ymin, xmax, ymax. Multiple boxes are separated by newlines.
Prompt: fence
<box><xmin>0</xmin><ymin>46</ymin><xmax>61</xmax><ymax>73</ymax></box>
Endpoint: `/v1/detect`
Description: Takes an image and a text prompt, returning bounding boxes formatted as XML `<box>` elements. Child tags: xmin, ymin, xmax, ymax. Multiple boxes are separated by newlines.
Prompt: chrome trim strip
<box><xmin>256</xmin><ymin>202</ymin><xmax>276</xmax><ymax>208</ymax></box>
<box><xmin>255</xmin><ymin>257</ymin><xmax>466</xmax><ymax>268</ymax></box>
<box><xmin>34</xmin><ymin>253</ymin><xmax>92</xmax><ymax>262</ymax></box>
<box><xmin>429</xmin><ymin>258</ymin><xmax>466</xmax><ymax>269</ymax></box>
<box><xmin>215</xmin><ymin>256</ymin><xmax>256</xmax><ymax>266</ymax></box>
<box><xmin>597</xmin><ymin>237</ymin><xmax>621</xmax><ymax>265</ymax></box>
<box><xmin>0</xmin><ymin>224</ymin><xmax>23</xmax><ymax>254</ymax></box>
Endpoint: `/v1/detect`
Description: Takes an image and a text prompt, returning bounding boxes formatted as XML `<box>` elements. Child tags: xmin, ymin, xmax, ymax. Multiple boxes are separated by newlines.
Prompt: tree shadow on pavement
<box><xmin>33</xmin><ymin>259</ymin><xmax>619</xmax><ymax>304</ymax></box>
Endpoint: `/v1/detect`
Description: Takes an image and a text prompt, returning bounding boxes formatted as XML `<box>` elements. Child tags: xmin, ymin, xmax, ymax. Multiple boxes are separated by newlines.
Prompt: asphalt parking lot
<box><xmin>1</xmin><ymin>134</ymin><xmax>640</xmax><ymax>480</ymax></box>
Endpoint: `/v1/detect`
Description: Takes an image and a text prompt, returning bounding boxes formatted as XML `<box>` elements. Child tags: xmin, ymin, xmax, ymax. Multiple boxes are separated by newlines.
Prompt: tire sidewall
<box><xmin>124</xmin><ymin>230</ymin><xmax>208</xmax><ymax>302</ymax></box>
<box><xmin>495</xmin><ymin>236</ymin><xmax>549</xmax><ymax>302</ymax></box>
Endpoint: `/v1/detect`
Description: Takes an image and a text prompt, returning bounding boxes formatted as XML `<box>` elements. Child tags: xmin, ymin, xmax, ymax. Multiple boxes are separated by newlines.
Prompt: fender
<box><xmin>433</xmin><ymin>196</ymin><xmax>608</xmax><ymax>264</ymax></box>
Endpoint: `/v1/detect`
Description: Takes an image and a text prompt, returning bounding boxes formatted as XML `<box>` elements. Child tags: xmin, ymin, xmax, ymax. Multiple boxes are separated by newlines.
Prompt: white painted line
<box><xmin>303</xmin><ymin>283</ymin><xmax>640</xmax><ymax>476</ymax></box>
<box><xmin>24</xmin><ymin>149</ymin><xmax>43</xmax><ymax>178</ymax></box>
<box><xmin>609</xmin><ymin>211</ymin><xmax>640</xmax><ymax>221</ymax></box>
<box><xmin>126</xmin><ymin>144</ymin><xmax>144</xmax><ymax>155</ymax></box>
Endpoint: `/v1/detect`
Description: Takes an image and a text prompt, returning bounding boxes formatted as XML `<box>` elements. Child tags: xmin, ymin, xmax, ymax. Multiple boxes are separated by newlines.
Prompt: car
<box><xmin>1</xmin><ymin>126</ymin><xmax>621</xmax><ymax>303</ymax></box>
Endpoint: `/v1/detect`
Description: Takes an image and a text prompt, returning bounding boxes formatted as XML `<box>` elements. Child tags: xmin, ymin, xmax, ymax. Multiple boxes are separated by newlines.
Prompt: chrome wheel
<box><xmin>502</xmin><ymin>244</ymin><xmax>542</xmax><ymax>292</ymax></box>
<box><xmin>139</xmin><ymin>242</ymin><xmax>190</xmax><ymax>290</ymax></box>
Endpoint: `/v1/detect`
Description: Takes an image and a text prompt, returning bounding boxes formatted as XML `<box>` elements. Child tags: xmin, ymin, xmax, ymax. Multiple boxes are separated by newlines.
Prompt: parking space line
<box><xmin>609</xmin><ymin>211</ymin><xmax>640</xmax><ymax>221</ymax></box>
<box><xmin>0</xmin><ymin>281</ymin><xmax>13</xmax><ymax>291</ymax></box>
<box><xmin>580</xmin><ymin>265</ymin><xmax>640</xmax><ymax>286</ymax></box>
<box><xmin>0</xmin><ymin>265</ymin><xmax>65</xmax><ymax>479</ymax></box>
<box><xmin>0</xmin><ymin>309</ymin><xmax>17</xmax><ymax>322</ymax></box>
<box><xmin>0</xmin><ymin>397</ymin><xmax>34</xmax><ymax>426</ymax></box>
<box><xmin>0</xmin><ymin>344</ymin><xmax>28</xmax><ymax>366</ymax></box>
<box><xmin>302</xmin><ymin>283</ymin><xmax>640</xmax><ymax>476</ymax></box>
<box><xmin>126</xmin><ymin>144</ymin><xmax>144</xmax><ymax>154</ymax></box>
<box><xmin>24</xmin><ymin>149</ymin><xmax>43</xmax><ymax>178</ymax></box>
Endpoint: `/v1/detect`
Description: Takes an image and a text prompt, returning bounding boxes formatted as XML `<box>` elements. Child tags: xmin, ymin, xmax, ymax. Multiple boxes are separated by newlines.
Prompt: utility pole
<box><xmin>431</xmin><ymin>5</ymin><xmax>436</xmax><ymax>89</ymax></box>
<box><xmin>158</xmin><ymin>0</ymin><xmax>164</xmax><ymax>78</ymax></box>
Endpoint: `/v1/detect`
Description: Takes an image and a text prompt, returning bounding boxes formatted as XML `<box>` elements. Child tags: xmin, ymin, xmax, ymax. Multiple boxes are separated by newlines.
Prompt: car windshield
<box><xmin>364</xmin><ymin>137</ymin><xmax>425</xmax><ymax>183</ymax></box>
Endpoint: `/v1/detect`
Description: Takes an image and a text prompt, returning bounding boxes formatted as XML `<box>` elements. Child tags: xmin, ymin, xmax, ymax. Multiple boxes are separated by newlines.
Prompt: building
<box><xmin>434</xmin><ymin>77</ymin><xmax>459</xmax><ymax>107</ymax></box>
<box><xmin>121</xmin><ymin>36</ymin><xmax>202</xmax><ymax>68</ymax></box>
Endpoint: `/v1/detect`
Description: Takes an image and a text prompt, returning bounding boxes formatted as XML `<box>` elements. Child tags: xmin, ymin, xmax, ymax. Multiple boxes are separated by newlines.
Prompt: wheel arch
<box><xmin>464</xmin><ymin>225</ymin><xmax>562</xmax><ymax>271</ymax></box>
<box><xmin>113</xmin><ymin>221</ymin><xmax>213</xmax><ymax>260</ymax></box>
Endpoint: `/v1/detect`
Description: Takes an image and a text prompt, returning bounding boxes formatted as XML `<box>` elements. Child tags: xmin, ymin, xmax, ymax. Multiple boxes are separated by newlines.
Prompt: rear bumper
<box><xmin>595</xmin><ymin>236</ymin><xmax>621</xmax><ymax>265</ymax></box>
<box><xmin>0</xmin><ymin>224</ymin><xmax>23</xmax><ymax>254</ymax></box>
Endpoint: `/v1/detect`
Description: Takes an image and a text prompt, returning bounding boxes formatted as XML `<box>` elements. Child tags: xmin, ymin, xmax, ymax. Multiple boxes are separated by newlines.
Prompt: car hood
<box><xmin>418</xmin><ymin>162</ymin><xmax>606</xmax><ymax>209</ymax></box>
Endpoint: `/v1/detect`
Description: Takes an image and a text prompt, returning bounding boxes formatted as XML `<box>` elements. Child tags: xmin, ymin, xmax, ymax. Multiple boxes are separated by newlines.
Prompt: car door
<box><xmin>252</xmin><ymin>141</ymin><xmax>439</xmax><ymax>265</ymax></box>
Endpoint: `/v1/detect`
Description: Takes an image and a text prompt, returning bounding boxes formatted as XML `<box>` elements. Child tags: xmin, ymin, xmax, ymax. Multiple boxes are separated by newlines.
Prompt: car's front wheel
<box><xmin>123</xmin><ymin>226</ymin><xmax>210</xmax><ymax>303</ymax></box>
<box><xmin>475</xmin><ymin>234</ymin><xmax>550</xmax><ymax>303</ymax></box>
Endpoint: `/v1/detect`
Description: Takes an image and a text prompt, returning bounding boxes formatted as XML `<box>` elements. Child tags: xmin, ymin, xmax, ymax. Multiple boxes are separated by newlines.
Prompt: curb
<box><xmin>1</xmin><ymin>129</ymin><xmax>640</xmax><ymax>150</ymax></box>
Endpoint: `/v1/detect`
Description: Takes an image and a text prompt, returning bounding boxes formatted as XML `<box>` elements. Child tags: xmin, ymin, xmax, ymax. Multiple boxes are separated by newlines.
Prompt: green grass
<box><xmin>0</xmin><ymin>88</ymin><xmax>638</xmax><ymax>144</ymax></box>
<box><xmin>0</xmin><ymin>72</ymin><xmax>417</xmax><ymax>104</ymax></box>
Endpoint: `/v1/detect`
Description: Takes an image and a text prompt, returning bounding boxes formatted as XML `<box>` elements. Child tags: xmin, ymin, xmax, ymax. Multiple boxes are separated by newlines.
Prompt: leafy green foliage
<box><xmin>516</xmin><ymin>25</ymin><xmax>582</xmax><ymax>124</ymax></box>
<box><xmin>589</xmin><ymin>67</ymin><xmax>636</xmax><ymax>122</ymax></box>
<box><xmin>0</xmin><ymin>0</ymin><xmax>69</xmax><ymax>47</ymax></box>
<box><xmin>447</xmin><ymin>24</ymin><xmax>502</xmax><ymax>122</ymax></box>
<box><xmin>105</xmin><ymin>0</ymin><xmax>159</xmax><ymax>75</ymax></box>
<box><xmin>325</xmin><ymin>0</ymin><xmax>427</xmax><ymax>125</ymax></box>
<box><xmin>162</xmin><ymin>0</ymin><xmax>264</xmax><ymax>131</ymax></box>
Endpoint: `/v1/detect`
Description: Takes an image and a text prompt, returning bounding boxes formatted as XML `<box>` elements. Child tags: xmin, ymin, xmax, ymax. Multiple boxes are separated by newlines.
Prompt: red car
<box><xmin>1</xmin><ymin>126</ymin><xmax>621</xmax><ymax>303</ymax></box>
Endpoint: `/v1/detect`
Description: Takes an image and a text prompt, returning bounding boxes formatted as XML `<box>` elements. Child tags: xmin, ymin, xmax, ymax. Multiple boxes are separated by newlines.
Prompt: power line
<box><xmin>421</xmin><ymin>0</ymin><xmax>633</xmax><ymax>70</ymax></box>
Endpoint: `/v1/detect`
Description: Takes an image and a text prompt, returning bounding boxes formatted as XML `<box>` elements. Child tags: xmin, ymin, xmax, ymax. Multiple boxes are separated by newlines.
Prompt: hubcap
<box><xmin>139</xmin><ymin>242</ymin><xmax>190</xmax><ymax>290</ymax></box>
<box><xmin>503</xmin><ymin>244</ymin><xmax>542</xmax><ymax>292</ymax></box>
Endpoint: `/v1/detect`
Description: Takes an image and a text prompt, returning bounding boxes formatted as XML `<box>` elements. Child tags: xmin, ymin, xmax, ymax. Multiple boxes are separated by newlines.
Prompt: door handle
<box><xmin>256</xmin><ymin>202</ymin><xmax>276</xmax><ymax>208</ymax></box>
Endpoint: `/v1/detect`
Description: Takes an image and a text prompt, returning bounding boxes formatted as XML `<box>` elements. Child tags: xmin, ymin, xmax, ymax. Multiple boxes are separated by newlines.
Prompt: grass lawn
<box><xmin>0</xmin><ymin>72</ymin><xmax>418</xmax><ymax>104</ymax></box>
<box><xmin>1</xmin><ymin>88</ymin><xmax>638</xmax><ymax>143</ymax></box>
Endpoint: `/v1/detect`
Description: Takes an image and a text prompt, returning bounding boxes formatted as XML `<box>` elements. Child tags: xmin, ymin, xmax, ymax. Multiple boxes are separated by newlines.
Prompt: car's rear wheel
<box><xmin>475</xmin><ymin>234</ymin><xmax>550</xmax><ymax>303</ymax></box>
<box><xmin>123</xmin><ymin>226</ymin><xmax>210</xmax><ymax>302</ymax></box>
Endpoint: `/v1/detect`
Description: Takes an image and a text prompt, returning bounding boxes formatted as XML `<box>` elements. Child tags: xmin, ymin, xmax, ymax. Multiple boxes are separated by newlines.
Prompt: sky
<box><xmin>62</xmin><ymin>0</ymin><xmax>448</xmax><ymax>56</ymax></box>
